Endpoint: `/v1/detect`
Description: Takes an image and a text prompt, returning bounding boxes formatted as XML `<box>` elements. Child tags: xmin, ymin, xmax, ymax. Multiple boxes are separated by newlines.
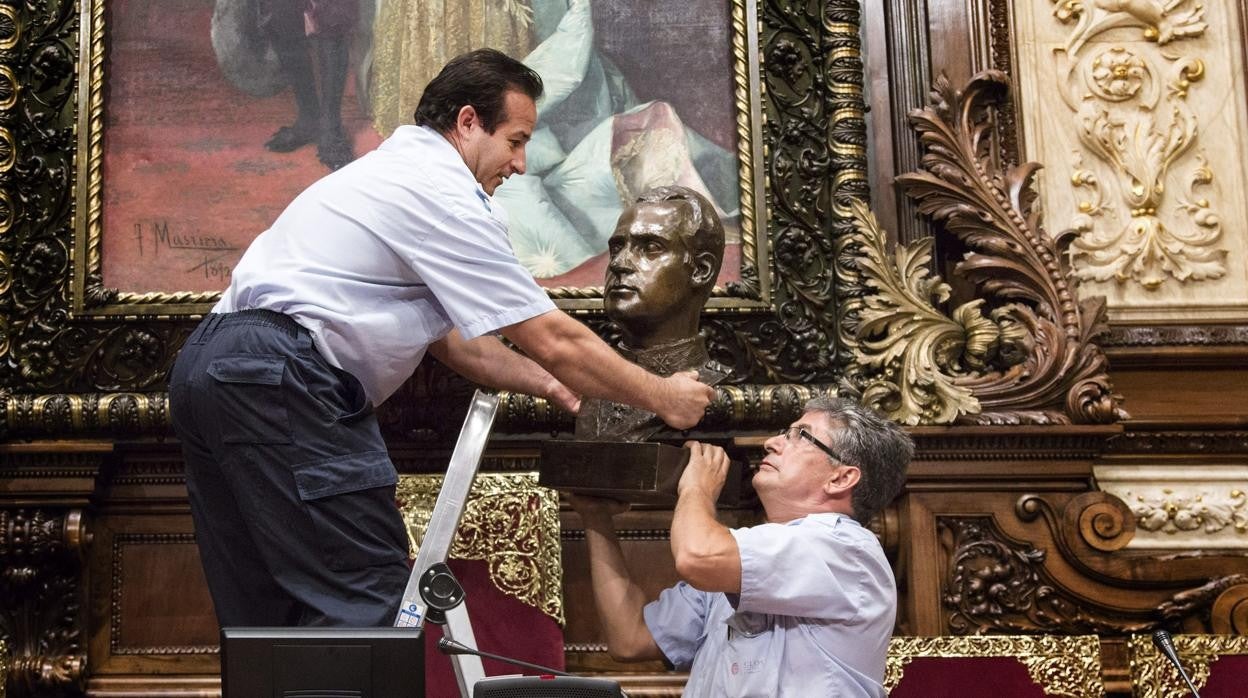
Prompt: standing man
<box><xmin>168</xmin><ymin>49</ymin><xmax>714</xmax><ymax>629</ymax></box>
<box><xmin>570</xmin><ymin>397</ymin><xmax>912</xmax><ymax>697</ymax></box>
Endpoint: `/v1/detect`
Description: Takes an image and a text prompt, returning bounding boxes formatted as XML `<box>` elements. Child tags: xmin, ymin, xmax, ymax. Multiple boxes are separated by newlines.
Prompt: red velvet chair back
<box><xmin>1129</xmin><ymin>634</ymin><xmax>1248</xmax><ymax>698</ymax></box>
<box><xmin>887</xmin><ymin>636</ymin><xmax>1104</xmax><ymax>697</ymax></box>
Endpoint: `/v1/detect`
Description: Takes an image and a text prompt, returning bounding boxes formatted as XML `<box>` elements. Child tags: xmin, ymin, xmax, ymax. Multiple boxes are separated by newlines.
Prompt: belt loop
<box><xmin>190</xmin><ymin>314</ymin><xmax>212</xmax><ymax>345</ymax></box>
<box><xmin>205</xmin><ymin>313</ymin><xmax>224</xmax><ymax>339</ymax></box>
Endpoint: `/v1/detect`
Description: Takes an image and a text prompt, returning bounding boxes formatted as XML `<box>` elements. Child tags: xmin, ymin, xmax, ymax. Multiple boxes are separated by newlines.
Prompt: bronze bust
<box><xmin>575</xmin><ymin>185</ymin><xmax>729</xmax><ymax>442</ymax></box>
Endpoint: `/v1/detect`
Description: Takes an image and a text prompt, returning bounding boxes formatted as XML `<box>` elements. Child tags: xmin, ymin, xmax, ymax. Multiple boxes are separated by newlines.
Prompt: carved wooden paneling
<box><xmin>0</xmin><ymin>508</ymin><xmax>87</xmax><ymax>698</ymax></box>
<box><xmin>0</xmin><ymin>430</ymin><xmax>1243</xmax><ymax>696</ymax></box>
<box><xmin>1012</xmin><ymin>0</ymin><xmax>1248</xmax><ymax>323</ymax></box>
<box><xmin>1095</xmin><ymin>464</ymin><xmax>1248</xmax><ymax>550</ymax></box>
<box><xmin>924</xmin><ymin>497</ymin><xmax>1248</xmax><ymax>638</ymax></box>
<box><xmin>109</xmin><ymin>534</ymin><xmax>216</xmax><ymax>655</ymax></box>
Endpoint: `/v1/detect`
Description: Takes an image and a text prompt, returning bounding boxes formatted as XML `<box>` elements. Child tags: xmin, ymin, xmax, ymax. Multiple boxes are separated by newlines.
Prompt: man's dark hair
<box><xmin>413</xmin><ymin>48</ymin><xmax>543</xmax><ymax>134</ymax></box>
<box><xmin>803</xmin><ymin>396</ymin><xmax>913</xmax><ymax>524</ymax></box>
<box><xmin>635</xmin><ymin>185</ymin><xmax>726</xmax><ymax>286</ymax></box>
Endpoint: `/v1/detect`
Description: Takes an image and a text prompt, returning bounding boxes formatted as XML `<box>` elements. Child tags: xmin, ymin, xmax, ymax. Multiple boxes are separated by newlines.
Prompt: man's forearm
<box><xmin>581</xmin><ymin>516</ymin><xmax>664</xmax><ymax>662</ymax></box>
<box><xmin>504</xmin><ymin>311</ymin><xmax>667</xmax><ymax>411</ymax></box>
<box><xmin>671</xmin><ymin>488</ymin><xmax>741</xmax><ymax>593</ymax></box>
<box><xmin>428</xmin><ymin>331</ymin><xmax>564</xmax><ymax>402</ymax></box>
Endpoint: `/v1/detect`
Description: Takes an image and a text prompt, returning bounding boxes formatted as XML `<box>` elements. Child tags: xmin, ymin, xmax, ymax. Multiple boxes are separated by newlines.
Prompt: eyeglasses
<box><xmin>776</xmin><ymin>426</ymin><xmax>846</xmax><ymax>464</ymax></box>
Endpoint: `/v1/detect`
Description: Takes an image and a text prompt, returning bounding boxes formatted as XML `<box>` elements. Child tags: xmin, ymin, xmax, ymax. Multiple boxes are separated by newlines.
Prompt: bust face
<box><xmin>604</xmin><ymin>202</ymin><xmax>698</xmax><ymax>336</ymax></box>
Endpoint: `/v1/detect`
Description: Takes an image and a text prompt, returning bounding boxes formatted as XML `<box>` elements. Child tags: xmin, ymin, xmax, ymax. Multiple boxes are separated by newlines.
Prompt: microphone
<box><xmin>1152</xmin><ymin>629</ymin><xmax>1202</xmax><ymax>698</ymax></box>
<box><xmin>437</xmin><ymin>637</ymin><xmax>572</xmax><ymax>677</ymax></box>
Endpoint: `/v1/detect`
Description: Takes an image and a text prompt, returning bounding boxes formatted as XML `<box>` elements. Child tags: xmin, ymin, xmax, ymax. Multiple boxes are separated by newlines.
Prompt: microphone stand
<box><xmin>1152</xmin><ymin>629</ymin><xmax>1202</xmax><ymax>698</ymax></box>
<box><xmin>438</xmin><ymin>638</ymin><xmax>572</xmax><ymax>677</ymax></box>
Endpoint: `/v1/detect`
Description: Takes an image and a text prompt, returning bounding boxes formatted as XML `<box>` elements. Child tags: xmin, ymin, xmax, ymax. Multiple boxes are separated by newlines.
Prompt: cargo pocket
<box><xmin>291</xmin><ymin>451</ymin><xmax>408</xmax><ymax>571</ymax></box>
<box><xmin>207</xmin><ymin>354</ymin><xmax>293</xmax><ymax>444</ymax></box>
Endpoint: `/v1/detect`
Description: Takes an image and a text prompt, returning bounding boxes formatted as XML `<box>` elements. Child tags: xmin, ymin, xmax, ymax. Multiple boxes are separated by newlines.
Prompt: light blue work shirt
<box><xmin>643</xmin><ymin>513</ymin><xmax>896</xmax><ymax>697</ymax></box>
<box><xmin>216</xmin><ymin>125</ymin><xmax>556</xmax><ymax>405</ymax></box>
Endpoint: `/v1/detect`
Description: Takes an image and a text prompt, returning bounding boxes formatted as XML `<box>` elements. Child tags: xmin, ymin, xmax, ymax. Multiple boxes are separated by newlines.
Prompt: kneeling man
<box><xmin>570</xmin><ymin>397</ymin><xmax>912</xmax><ymax>697</ymax></box>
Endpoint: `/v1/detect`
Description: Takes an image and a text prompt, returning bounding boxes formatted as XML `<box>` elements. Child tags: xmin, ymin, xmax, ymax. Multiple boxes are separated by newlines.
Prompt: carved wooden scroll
<box><xmin>848</xmin><ymin>71</ymin><xmax>1128</xmax><ymax>426</ymax></box>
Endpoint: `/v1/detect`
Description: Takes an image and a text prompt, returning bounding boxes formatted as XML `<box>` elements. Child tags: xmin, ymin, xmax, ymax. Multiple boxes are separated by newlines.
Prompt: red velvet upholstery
<box><xmin>1128</xmin><ymin>634</ymin><xmax>1248</xmax><ymax>698</ymax></box>
<box><xmin>887</xmin><ymin>636</ymin><xmax>1104</xmax><ymax>697</ymax></box>
<box><xmin>396</xmin><ymin>474</ymin><xmax>566</xmax><ymax>698</ymax></box>
<box><xmin>890</xmin><ymin>656</ymin><xmax>1052</xmax><ymax>697</ymax></box>
<box><xmin>1200</xmin><ymin>655</ymin><xmax>1248</xmax><ymax>697</ymax></box>
<box><xmin>421</xmin><ymin>560</ymin><xmax>566</xmax><ymax>698</ymax></box>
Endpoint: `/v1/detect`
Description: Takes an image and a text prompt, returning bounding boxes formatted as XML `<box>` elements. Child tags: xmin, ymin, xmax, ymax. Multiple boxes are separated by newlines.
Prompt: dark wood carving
<box><xmin>942</xmin><ymin>515</ymin><xmax>1222</xmax><ymax>635</ymax></box>
<box><xmin>903</xmin><ymin>71</ymin><xmax>1125</xmax><ymax>424</ymax></box>
<box><xmin>1015</xmin><ymin>493</ymin><xmax>1248</xmax><ymax>635</ymax></box>
<box><xmin>0</xmin><ymin>508</ymin><xmax>87</xmax><ymax>697</ymax></box>
<box><xmin>1102</xmin><ymin>325</ymin><xmax>1248</xmax><ymax>347</ymax></box>
<box><xmin>935</xmin><ymin>482</ymin><xmax>1248</xmax><ymax>639</ymax></box>
<box><xmin>854</xmin><ymin>70</ymin><xmax>1128</xmax><ymax>425</ymax></box>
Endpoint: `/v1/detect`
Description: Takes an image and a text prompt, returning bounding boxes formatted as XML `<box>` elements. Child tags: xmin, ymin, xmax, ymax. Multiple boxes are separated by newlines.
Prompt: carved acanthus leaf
<box><xmin>848</xmin><ymin>200</ymin><xmax>982</xmax><ymax>425</ymax></box>
<box><xmin>891</xmin><ymin>71</ymin><xmax>1127</xmax><ymax>425</ymax></box>
<box><xmin>1058</xmin><ymin>33</ymin><xmax>1226</xmax><ymax>287</ymax></box>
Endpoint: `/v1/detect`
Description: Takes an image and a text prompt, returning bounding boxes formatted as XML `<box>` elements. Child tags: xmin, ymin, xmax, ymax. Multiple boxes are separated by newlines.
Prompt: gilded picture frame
<box><xmin>1</xmin><ymin>0</ymin><xmax>869</xmax><ymax>436</ymax></box>
<box><xmin>70</xmin><ymin>0</ymin><xmax>770</xmax><ymax>317</ymax></box>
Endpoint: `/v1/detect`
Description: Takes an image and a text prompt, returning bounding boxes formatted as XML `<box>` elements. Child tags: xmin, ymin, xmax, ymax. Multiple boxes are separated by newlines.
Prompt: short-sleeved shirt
<box><xmin>215</xmin><ymin>125</ymin><xmax>556</xmax><ymax>404</ymax></box>
<box><xmin>642</xmin><ymin>513</ymin><xmax>896</xmax><ymax>698</ymax></box>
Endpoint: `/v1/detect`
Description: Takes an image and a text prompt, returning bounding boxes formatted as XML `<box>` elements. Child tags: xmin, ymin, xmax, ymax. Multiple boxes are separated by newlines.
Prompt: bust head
<box><xmin>603</xmin><ymin>186</ymin><xmax>725</xmax><ymax>349</ymax></box>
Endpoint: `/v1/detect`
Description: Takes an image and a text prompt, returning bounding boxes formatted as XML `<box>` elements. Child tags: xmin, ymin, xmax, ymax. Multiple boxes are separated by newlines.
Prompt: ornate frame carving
<box><xmin>0</xmin><ymin>0</ymin><xmax>870</xmax><ymax>437</ymax></box>
<box><xmin>885</xmin><ymin>635</ymin><xmax>1105</xmax><ymax>697</ymax></box>
<box><xmin>0</xmin><ymin>507</ymin><xmax>87</xmax><ymax>696</ymax></box>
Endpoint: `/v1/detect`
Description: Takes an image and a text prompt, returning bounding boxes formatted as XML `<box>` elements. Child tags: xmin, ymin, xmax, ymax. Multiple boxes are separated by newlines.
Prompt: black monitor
<box><xmin>221</xmin><ymin>627</ymin><xmax>424</xmax><ymax>698</ymax></box>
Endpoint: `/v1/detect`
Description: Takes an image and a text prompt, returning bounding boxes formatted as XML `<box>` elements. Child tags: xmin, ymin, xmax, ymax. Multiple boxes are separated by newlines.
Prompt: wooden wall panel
<box><xmin>111</xmin><ymin>535</ymin><xmax>216</xmax><ymax>651</ymax></box>
<box><xmin>0</xmin><ymin>428</ymin><xmax>1244</xmax><ymax>697</ymax></box>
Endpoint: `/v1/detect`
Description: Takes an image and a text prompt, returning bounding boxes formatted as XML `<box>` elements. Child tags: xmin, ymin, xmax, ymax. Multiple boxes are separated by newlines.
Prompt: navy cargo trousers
<box><xmin>169</xmin><ymin>309</ymin><xmax>409</xmax><ymax>627</ymax></box>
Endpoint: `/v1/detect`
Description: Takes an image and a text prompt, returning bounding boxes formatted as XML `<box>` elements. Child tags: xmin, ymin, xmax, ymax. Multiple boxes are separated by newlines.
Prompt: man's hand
<box><xmin>678</xmin><ymin>441</ymin><xmax>730</xmax><ymax>501</ymax></box>
<box><xmin>655</xmin><ymin>371</ymin><xmax>715</xmax><ymax>430</ymax></box>
<box><xmin>671</xmin><ymin>440</ymin><xmax>740</xmax><ymax>593</ymax></box>
<box><xmin>544</xmin><ymin>377</ymin><xmax>581</xmax><ymax>415</ymax></box>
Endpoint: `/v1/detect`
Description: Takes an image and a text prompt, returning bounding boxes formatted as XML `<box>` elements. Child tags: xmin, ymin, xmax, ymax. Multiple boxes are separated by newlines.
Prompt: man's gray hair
<box><xmin>803</xmin><ymin>396</ymin><xmax>913</xmax><ymax>523</ymax></box>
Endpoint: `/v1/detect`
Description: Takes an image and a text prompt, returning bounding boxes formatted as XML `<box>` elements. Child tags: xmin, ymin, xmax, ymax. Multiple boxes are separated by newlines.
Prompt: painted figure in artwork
<box><xmin>213</xmin><ymin>0</ymin><xmax>361</xmax><ymax>170</ymax></box>
<box><xmin>368</xmin><ymin>0</ymin><xmax>741</xmax><ymax>281</ymax></box>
